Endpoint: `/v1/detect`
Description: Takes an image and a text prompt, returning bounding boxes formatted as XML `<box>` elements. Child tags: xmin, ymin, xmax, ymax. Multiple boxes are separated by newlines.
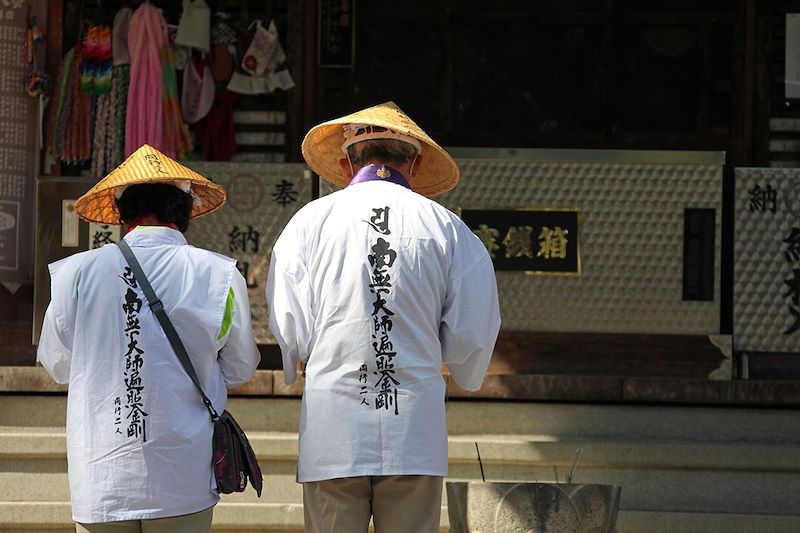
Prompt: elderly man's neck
<box><xmin>122</xmin><ymin>214</ymin><xmax>179</xmax><ymax>233</ymax></box>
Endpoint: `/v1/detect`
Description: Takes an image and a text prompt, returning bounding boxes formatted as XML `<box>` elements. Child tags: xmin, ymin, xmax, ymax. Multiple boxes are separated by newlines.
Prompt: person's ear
<box><xmin>339</xmin><ymin>157</ymin><xmax>354</xmax><ymax>180</ymax></box>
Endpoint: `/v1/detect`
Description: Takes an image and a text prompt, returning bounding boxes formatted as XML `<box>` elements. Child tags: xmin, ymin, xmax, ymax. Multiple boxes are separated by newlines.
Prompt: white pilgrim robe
<box><xmin>37</xmin><ymin>227</ymin><xmax>260</xmax><ymax>523</ymax></box>
<box><xmin>268</xmin><ymin>179</ymin><xmax>501</xmax><ymax>483</ymax></box>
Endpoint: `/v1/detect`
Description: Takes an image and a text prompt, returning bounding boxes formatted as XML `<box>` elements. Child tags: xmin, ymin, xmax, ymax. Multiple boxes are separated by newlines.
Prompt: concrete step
<box><xmin>0</xmin><ymin>501</ymin><xmax>307</xmax><ymax>533</ymax></box>
<box><xmin>3</xmin><ymin>457</ymin><xmax>800</xmax><ymax>516</ymax></box>
<box><xmin>2</xmin><ymin>426</ymin><xmax>800</xmax><ymax>514</ymax></box>
<box><xmin>6</xmin><ymin>427</ymin><xmax>800</xmax><ymax>475</ymax></box>
<box><xmin>0</xmin><ymin>457</ymin><xmax>301</xmax><ymax>504</ymax></box>
<box><xmin>3</xmin><ymin>502</ymin><xmax>800</xmax><ymax>533</ymax></box>
<box><xmin>5</xmin><ymin>395</ymin><xmax>800</xmax><ymax>444</ymax></box>
<box><xmin>617</xmin><ymin>511</ymin><xmax>800</xmax><ymax>533</ymax></box>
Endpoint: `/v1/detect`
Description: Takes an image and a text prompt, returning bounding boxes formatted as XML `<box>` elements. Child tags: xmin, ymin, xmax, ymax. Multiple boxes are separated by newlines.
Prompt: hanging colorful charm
<box><xmin>24</xmin><ymin>70</ymin><xmax>49</xmax><ymax>97</ymax></box>
<box><xmin>81</xmin><ymin>24</ymin><xmax>113</xmax><ymax>96</ymax></box>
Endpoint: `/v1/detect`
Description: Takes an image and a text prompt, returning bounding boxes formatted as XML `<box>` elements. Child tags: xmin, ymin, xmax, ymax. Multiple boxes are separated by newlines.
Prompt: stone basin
<box><xmin>446</xmin><ymin>481</ymin><xmax>622</xmax><ymax>533</ymax></box>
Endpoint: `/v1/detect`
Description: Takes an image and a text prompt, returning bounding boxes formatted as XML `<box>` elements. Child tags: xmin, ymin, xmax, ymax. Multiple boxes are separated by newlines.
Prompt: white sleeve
<box><xmin>37</xmin><ymin>303</ymin><xmax>73</xmax><ymax>384</ymax></box>
<box><xmin>267</xmin><ymin>223</ymin><xmax>314</xmax><ymax>385</ymax></box>
<box><xmin>441</xmin><ymin>234</ymin><xmax>501</xmax><ymax>391</ymax></box>
<box><xmin>37</xmin><ymin>262</ymin><xmax>77</xmax><ymax>385</ymax></box>
<box><xmin>217</xmin><ymin>270</ymin><xmax>261</xmax><ymax>387</ymax></box>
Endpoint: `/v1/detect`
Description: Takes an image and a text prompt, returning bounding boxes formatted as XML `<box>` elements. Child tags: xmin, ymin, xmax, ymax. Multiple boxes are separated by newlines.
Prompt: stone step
<box><xmin>5</xmin><ymin>395</ymin><xmax>800</xmax><ymax>444</ymax></box>
<box><xmin>444</xmin><ymin>401</ymin><xmax>800</xmax><ymax>443</ymax></box>
<box><xmin>5</xmin><ymin>427</ymin><xmax>800</xmax><ymax>473</ymax></box>
<box><xmin>3</xmin><ymin>463</ymin><xmax>799</xmax><ymax>516</ymax></box>
<box><xmin>3</xmin><ymin>427</ymin><xmax>800</xmax><ymax>515</ymax></box>
<box><xmin>4</xmin><ymin>428</ymin><xmax>800</xmax><ymax>476</ymax></box>
<box><xmin>2</xmin><ymin>502</ymin><xmax>800</xmax><ymax>533</ymax></box>
<box><xmin>2</xmin><ymin>462</ymin><xmax>798</xmax><ymax>516</ymax></box>
<box><xmin>0</xmin><ymin>501</ymin><xmax>308</xmax><ymax>533</ymax></box>
<box><xmin>617</xmin><ymin>511</ymin><xmax>800</xmax><ymax>533</ymax></box>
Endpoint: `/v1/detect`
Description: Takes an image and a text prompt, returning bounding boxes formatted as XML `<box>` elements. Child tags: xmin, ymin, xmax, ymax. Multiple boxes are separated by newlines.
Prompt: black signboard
<box><xmin>318</xmin><ymin>0</ymin><xmax>355</xmax><ymax>67</ymax></box>
<box><xmin>460</xmin><ymin>208</ymin><xmax>580</xmax><ymax>274</ymax></box>
<box><xmin>0</xmin><ymin>2</ymin><xmax>41</xmax><ymax>283</ymax></box>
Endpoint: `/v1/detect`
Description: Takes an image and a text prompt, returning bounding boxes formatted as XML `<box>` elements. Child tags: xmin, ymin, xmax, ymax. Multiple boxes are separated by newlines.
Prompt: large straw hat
<box><xmin>301</xmin><ymin>101</ymin><xmax>459</xmax><ymax>197</ymax></box>
<box><xmin>74</xmin><ymin>144</ymin><xmax>226</xmax><ymax>224</ymax></box>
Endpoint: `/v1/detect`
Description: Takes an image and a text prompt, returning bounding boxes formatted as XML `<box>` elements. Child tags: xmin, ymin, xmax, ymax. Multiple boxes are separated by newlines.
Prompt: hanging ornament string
<box><xmin>23</xmin><ymin>3</ymin><xmax>49</xmax><ymax>97</ymax></box>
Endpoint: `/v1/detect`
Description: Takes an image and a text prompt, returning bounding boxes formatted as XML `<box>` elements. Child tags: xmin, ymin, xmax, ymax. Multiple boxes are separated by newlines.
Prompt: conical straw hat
<box><xmin>74</xmin><ymin>144</ymin><xmax>226</xmax><ymax>224</ymax></box>
<box><xmin>301</xmin><ymin>101</ymin><xmax>459</xmax><ymax>197</ymax></box>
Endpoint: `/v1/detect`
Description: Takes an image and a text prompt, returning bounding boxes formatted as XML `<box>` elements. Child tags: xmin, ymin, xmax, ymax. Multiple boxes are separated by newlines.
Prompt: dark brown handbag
<box><xmin>117</xmin><ymin>240</ymin><xmax>263</xmax><ymax>497</ymax></box>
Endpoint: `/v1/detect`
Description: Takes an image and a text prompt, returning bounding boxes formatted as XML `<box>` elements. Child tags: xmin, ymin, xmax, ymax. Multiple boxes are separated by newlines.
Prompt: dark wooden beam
<box><xmin>304</xmin><ymin>0</ymin><xmax>316</xmax><ymax>130</ymax></box>
<box><xmin>488</xmin><ymin>331</ymin><xmax>725</xmax><ymax>379</ymax></box>
<box><xmin>287</xmin><ymin>0</ymin><xmax>305</xmax><ymax>163</ymax></box>
<box><xmin>741</xmin><ymin>0</ymin><xmax>757</xmax><ymax>165</ymax></box>
<box><xmin>44</xmin><ymin>0</ymin><xmax>63</xmax><ymax>176</ymax></box>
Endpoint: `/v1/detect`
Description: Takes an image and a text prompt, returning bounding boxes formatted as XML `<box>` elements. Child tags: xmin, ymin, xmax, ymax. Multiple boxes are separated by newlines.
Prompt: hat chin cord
<box><xmin>409</xmin><ymin>154</ymin><xmax>419</xmax><ymax>177</ymax></box>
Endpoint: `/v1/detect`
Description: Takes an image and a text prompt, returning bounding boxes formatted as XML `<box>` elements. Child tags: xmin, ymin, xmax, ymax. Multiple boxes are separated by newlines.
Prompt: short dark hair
<box><xmin>347</xmin><ymin>139</ymin><xmax>417</xmax><ymax>167</ymax></box>
<box><xmin>116</xmin><ymin>183</ymin><xmax>193</xmax><ymax>233</ymax></box>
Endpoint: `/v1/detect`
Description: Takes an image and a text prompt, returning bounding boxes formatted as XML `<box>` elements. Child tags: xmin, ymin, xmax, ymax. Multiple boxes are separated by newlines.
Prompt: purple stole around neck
<box><xmin>348</xmin><ymin>164</ymin><xmax>411</xmax><ymax>189</ymax></box>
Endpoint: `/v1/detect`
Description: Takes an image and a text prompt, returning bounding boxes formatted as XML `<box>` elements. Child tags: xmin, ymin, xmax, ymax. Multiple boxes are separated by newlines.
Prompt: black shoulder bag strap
<box><xmin>116</xmin><ymin>239</ymin><xmax>220</xmax><ymax>422</ymax></box>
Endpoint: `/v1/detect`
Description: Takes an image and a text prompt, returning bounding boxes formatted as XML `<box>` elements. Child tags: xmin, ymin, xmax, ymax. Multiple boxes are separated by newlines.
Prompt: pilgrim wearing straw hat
<box><xmin>301</xmin><ymin>100</ymin><xmax>460</xmax><ymax>197</ymax></box>
<box><xmin>268</xmin><ymin>102</ymin><xmax>501</xmax><ymax>533</ymax></box>
<box><xmin>74</xmin><ymin>143</ymin><xmax>227</xmax><ymax>226</ymax></box>
<box><xmin>37</xmin><ymin>144</ymin><xmax>259</xmax><ymax>532</ymax></box>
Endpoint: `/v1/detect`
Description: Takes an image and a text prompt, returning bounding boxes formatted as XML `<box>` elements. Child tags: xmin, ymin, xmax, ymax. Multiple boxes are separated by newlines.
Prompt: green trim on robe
<box><xmin>218</xmin><ymin>287</ymin><xmax>235</xmax><ymax>340</ymax></box>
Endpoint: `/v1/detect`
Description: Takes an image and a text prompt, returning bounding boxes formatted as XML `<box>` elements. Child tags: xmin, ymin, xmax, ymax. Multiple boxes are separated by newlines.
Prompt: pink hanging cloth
<box><xmin>125</xmin><ymin>3</ymin><xmax>168</xmax><ymax>157</ymax></box>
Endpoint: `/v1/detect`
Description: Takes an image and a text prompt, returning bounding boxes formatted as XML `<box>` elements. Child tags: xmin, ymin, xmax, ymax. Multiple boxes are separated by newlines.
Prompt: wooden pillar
<box><xmin>44</xmin><ymin>0</ymin><xmax>62</xmax><ymax>176</ymax></box>
<box><xmin>752</xmin><ymin>0</ymin><xmax>773</xmax><ymax>166</ymax></box>
<box><xmin>286</xmin><ymin>0</ymin><xmax>317</xmax><ymax>164</ymax></box>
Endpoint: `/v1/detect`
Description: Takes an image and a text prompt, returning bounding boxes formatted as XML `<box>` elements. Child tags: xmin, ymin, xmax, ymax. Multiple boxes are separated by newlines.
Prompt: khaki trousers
<box><xmin>303</xmin><ymin>475</ymin><xmax>443</xmax><ymax>533</ymax></box>
<box><xmin>75</xmin><ymin>506</ymin><xmax>213</xmax><ymax>533</ymax></box>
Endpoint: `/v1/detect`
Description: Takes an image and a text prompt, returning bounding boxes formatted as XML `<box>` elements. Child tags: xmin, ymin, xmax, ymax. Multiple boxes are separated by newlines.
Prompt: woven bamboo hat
<box><xmin>301</xmin><ymin>101</ymin><xmax>460</xmax><ymax>197</ymax></box>
<box><xmin>74</xmin><ymin>144</ymin><xmax>226</xmax><ymax>224</ymax></box>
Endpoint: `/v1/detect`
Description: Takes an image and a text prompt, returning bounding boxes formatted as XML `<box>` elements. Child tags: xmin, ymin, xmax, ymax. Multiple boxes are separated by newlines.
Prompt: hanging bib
<box><xmin>182</xmin><ymin>57</ymin><xmax>215</xmax><ymax>123</ymax></box>
<box><xmin>175</xmin><ymin>0</ymin><xmax>210</xmax><ymax>52</ymax></box>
